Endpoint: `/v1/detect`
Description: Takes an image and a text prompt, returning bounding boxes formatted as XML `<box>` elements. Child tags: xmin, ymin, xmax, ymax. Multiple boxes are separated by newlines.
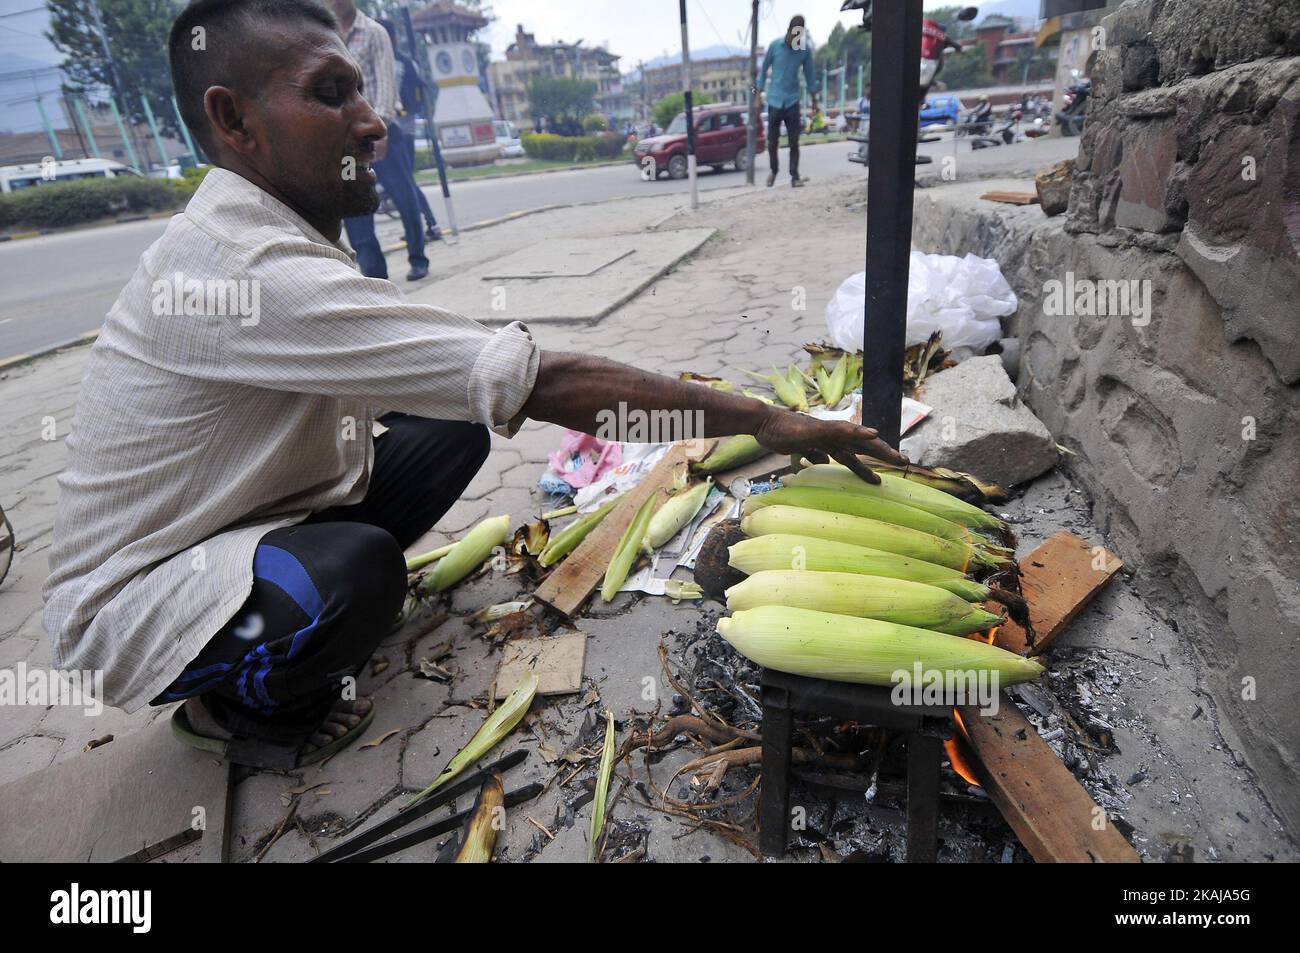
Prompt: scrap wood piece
<box><xmin>957</xmin><ymin>700</ymin><xmax>1139</xmax><ymax>863</ymax></box>
<box><xmin>979</xmin><ymin>190</ymin><xmax>1040</xmax><ymax>206</ymax></box>
<box><xmin>534</xmin><ymin>439</ymin><xmax>716</xmax><ymax>616</ymax></box>
<box><xmin>494</xmin><ymin>631</ymin><xmax>587</xmax><ymax>698</ymax></box>
<box><xmin>991</xmin><ymin>531</ymin><xmax>1123</xmax><ymax>657</ymax></box>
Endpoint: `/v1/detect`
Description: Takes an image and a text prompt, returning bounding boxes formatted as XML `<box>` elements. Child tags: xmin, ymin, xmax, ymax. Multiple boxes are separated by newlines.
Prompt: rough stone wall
<box><xmin>913</xmin><ymin>0</ymin><xmax>1300</xmax><ymax>837</ymax></box>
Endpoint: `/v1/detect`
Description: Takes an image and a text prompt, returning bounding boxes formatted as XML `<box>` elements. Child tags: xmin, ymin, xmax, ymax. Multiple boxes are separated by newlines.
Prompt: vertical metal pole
<box><xmin>36</xmin><ymin>97</ymin><xmax>63</xmax><ymax>159</ymax></box>
<box><xmin>141</xmin><ymin>96</ymin><xmax>168</xmax><ymax>172</ymax></box>
<box><xmin>840</xmin><ymin>57</ymin><xmax>848</xmax><ymax>107</ymax></box>
<box><xmin>679</xmin><ymin>0</ymin><xmax>697</xmax><ymax>210</ymax></box>
<box><xmin>172</xmin><ymin>96</ymin><xmax>200</xmax><ymax>165</ymax></box>
<box><xmin>857</xmin><ymin>63</ymin><xmax>864</xmax><ymax>100</ymax></box>
<box><xmin>108</xmin><ymin>98</ymin><xmax>140</xmax><ymax>171</ymax></box>
<box><xmin>400</xmin><ymin>2</ymin><xmax>458</xmax><ymax>237</ymax></box>
<box><xmin>73</xmin><ymin>97</ymin><xmax>100</xmax><ymax>158</ymax></box>
<box><xmin>746</xmin><ymin>0</ymin><xmax>757</xmax><ymax>186</ymax></box>
<box><xmin>862</xmin><ymin>0</ymin><xmax>923</xmax><ymax>448</ymax></box>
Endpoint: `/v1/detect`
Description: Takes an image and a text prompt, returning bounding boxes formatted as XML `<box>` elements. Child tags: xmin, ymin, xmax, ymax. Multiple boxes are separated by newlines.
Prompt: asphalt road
<box><xmin>1</xmin><ymin>132</ymin><xmax>1082</xmax><ymax>362</ymax></box>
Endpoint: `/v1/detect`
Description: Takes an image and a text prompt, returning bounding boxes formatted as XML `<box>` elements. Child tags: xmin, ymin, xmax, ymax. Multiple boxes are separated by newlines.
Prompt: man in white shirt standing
<box><xmin>43</xmin><ymin>0</ymin><xmax>905</xmax><ymax>768</ymax></box>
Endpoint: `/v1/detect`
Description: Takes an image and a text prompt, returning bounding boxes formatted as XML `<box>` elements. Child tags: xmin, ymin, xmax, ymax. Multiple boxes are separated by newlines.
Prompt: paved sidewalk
<box><xmin>1</xmin><ymin>150</ymin><xmax>1291</xmax><ymax>862</ymax></box>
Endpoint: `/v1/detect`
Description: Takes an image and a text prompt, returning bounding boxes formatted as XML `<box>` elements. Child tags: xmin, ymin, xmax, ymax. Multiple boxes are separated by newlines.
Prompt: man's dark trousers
<box><xmin>767</xmin><ymin>103</ymin><xmax>803</xmax><ymax>180</ymax></box>
<box><xmin>343</xmin><ymin>123</ymin><xmax>430</xmax><ymax>279</ymax></box>
<box><xmin>152</xmin><ymin>415</ymin><xmax>490</xmax><ymax>742</ymax></box>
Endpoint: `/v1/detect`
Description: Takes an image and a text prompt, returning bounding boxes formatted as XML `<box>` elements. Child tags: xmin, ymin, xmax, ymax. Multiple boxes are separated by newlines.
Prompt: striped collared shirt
<box><xmin>42</xmin><ymin>168</ymin><xmax>539</xmax><ymax>711</ymax></box>
<box><xmin>343</xmin><ymin>10</ymin><xmax>397</xmax><ymax>122</ymax></box>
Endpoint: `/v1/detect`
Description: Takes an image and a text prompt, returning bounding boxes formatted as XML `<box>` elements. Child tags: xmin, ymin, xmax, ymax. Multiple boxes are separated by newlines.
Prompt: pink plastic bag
<box><xmin>547</xmin><ymin>430</ymin><xmax>623</xmax><ymax>489</ymax></box>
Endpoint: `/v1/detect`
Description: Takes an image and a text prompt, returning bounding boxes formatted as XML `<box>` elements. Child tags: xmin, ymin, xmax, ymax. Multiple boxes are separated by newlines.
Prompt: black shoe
<box><xmin>406</xmin><ymin>264</ymin><xmax>429</xmax><ymax>281</ymax></box>
<box><xmin>426</xmin><ymin>225</ymin><xmax>442</xmax><ymax>241</ymax></box>
<box><xmin>792</xmin><ymin>176</ymin><xmax>809</xmax><ymax>188</ymax></box>
<box><xmin>765</xmin><ymin>171</ymin><xmax>776</xmax><ymax>187</ymax></box>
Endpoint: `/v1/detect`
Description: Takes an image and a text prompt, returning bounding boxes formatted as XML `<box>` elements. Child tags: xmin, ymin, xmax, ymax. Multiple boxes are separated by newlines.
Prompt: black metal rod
<box><xmin>862</xmin><ymin>0</ymin><xmax>924</xmax><ymax>449</ymax></box>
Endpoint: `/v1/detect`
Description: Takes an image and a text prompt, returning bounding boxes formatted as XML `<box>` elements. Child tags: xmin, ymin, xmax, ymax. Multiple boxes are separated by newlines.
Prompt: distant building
<box><xmin>489</xmin><ymin>24</ymin><xmax>629</xmax><ymax>128</ymax></box>
<box><xmin>642</xmin><ymin>54</ymin><xmax>752</xmax><ymax>111</ymax></box>
<box><xmin>971</xmin><ymin>17</ymin><xmax>1051</xmax><ymax>85</ymax></box>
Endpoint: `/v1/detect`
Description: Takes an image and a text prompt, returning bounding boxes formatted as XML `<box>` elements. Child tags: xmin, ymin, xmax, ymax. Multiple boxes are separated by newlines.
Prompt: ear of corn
<box><xmin>601</xmin><ymin>494</ymin><xmax>659</xmax><ymax>601</ymax></box>
<box><xmin>743</xmin><ymin>366</ymin><xmax>809</xmax><ymax>412</ymax></box>
<box><xmin>454</xmin><ymin>773</ymin><xmax>505</xmax><ymax>863</ymax></box>
<box><xmin>406</xmin><ymin>541</ymin><xmax>455</xmax><ymax>572</ymax></box>
<box><xmin>588</xmin><ymin>709</ymin><xmax>615</xmax><ymax>862</ymax></box>
<box><xmin>717</xmin><ymin>605</ymin><xmax>1044</xmax><ymax>687</ymax></box>
<box><xmin>748</xmin><ymin>485</ymin><xmax>978</xmax><ymax>545</ymax></box>
<box><xmin>727</xmin><ymin>533</ymin><xmax>991</xmax><ymax>602</ymax></box>
<box><xmin>742</xmin><ymin>504</ymin><xmax>1009</xmax><ymax>572</ymax></box>
<box><xmin>786</xmin><ymin>463</ymin><xmax>1005</xmax><ymax>531</ymax></box>
<box><xmin>726</xmin><ymin>570</ymin><xmax>1002</xmax><ymax>635</ymax></box>
<box><xmin>644</xmin><ymin>479</ymin><xmax>712</xmax><ymax>551</ymax></box>
<box><xmin>420</xmin><ymin>514</ymin><xmax>512</xmax><ymax>594</ymax></box>
<box><xmin>538</xmin><ymin>495</ymin><xmax>621</xmax><ymax>568</ymax></box>
<box><xmin>411</xmin><ymin>672</ymin><xmax>538</xmax><ymax>805</ymax></box>
<box><xmin>693</xmin><ymin>434</ymin><xmax>768</xmax><ymax>474</ymax></box>
<box><xmin>814</xmin><ymin>354</ymin><xmax>849</xmax><ymax>408</ymax></box>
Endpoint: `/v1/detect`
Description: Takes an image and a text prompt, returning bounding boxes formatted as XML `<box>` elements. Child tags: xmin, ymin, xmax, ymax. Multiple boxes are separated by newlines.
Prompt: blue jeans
<box><xmin>344</xmin><ymin>123</ymin><xmax>429</xmax><ymax>279</ymax></box>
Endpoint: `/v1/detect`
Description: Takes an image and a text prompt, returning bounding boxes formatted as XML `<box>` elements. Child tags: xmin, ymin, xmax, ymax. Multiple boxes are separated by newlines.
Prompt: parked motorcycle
<box><xmin>1055</xmin><ymin>78</ymin><xmax>1091</xmax><ymax>137</ymax></box>
<box><xmin>969</xmin><ymin>111</ymin><xmax>1022</xmax><ymax>149</ymax></box>
<box><xmin>843</xmin><ymin>2</ymin><xmax>979</xmax><ymax>166</ymax></box>
<box><xmin>956</xmin><ymin>97</ymin><xmax>993</xmax><ymax>138</ymax></box>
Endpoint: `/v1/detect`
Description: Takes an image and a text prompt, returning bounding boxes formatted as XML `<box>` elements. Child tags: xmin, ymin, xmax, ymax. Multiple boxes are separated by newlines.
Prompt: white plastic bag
<box><xmin>825</xmin><ymin>251</ymin><xmax>1017</xmax><ymax>359</ymax></box>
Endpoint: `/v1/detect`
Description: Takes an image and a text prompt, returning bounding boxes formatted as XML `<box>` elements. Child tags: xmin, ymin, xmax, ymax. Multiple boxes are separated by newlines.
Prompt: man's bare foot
<box><xmin>304</xmin><ymin>697</ymin><xmax>373</xmax><ymax>753</ymax></box>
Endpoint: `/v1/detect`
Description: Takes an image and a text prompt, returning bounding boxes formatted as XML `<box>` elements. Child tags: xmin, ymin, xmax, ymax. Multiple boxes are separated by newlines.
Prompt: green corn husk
<box><xmin>644</xmin><ymin>479</ymin><xmax>712</xmax><ymax>551</ymax></box>
<box><xmin>728</xmin><ymin>533</ymin><xmax>991</xmax><ymax>602</ymax></box>
<box><xmin>664</xmin><ymin>580</ymin><xmax>704</xmax><ymax>603</ymax></box>
<box><xmin>454</xmin><ymin>773</ymin><xmax>505</xmax><ymax>863</ymax></box>
<box><xmin>814</xmin><ymin>354</ymin><xmax>850</xmax><ymax>408</ymax></box>
<box><xmin>538</xmin><ymin>495</ymin><xmax>622</xmax><ymax>568</ymax></box>
<box><xmin>589</xmin><ymin>709</ymin><xmax>615</xmax><ymax>862</ymax></box>
<box><xmin>406</xmin><ymin>542</ymin><xmax>456</xmax><ymax>572</ymax></box>
<box><xmin>750</xmin><ymin>485</ymin><xmax>979</xmax><ymax>545</ymax></box>
<box><xmin>787</xmin><ymin>464</ymin><xmax>1006</xmax><ymax>531</ymax></box>
<box><xmin>742</xmin><ymin>504</ymin><xmax>1009</xmax><ymax>572</ymax></box>
<box><xmin>419</xmin><ymin>514</ymin><xmax>512</xmax><ymax>594</ymax></box>
<box><xmin>409</xmin><ymin>672</ymin><xmax>538</xmax><ymax>806</ymax></box>
<box><xmin>744</xmin><ymin>366</ymin><xmax>809</xmax><ymax>412</ymax></box>
<box><xmin>601</xmin><ymin>494</ymin><xmax>659</xmax><ymax>601</ymax></box>
<box><xmin>725</xmin><ymin>570</ymin><xmax>1003</xmax><ymax>636</ymax></box>
<box><xmin>693</xmin><ymin>434</ymin><xmax>768</xmax><ymax>474</ymax></box>
<box><xmin>717</xmin><ymin>605</ymin><xmax>1044</xmax><ymax>688</ymax></box>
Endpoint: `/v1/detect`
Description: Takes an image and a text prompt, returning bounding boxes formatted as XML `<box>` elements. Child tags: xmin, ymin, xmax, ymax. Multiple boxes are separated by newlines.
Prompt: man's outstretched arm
<box><xmin>519</xmin><ymin>351</ymin><xmax>906</xmax><ymax>483</ymax></box>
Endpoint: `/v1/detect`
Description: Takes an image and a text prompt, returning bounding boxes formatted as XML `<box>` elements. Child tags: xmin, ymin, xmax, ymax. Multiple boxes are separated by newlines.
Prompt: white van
<box><xmin>0</xmin><ymin>157</ymin><xmax>142</xmax><ymax>194</ymax></box>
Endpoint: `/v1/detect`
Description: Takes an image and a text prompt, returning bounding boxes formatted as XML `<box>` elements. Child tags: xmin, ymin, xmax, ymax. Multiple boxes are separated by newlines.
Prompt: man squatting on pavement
<box><xmin>42</xmin><ymin>0</ymin><xmax>904</xmax><ymax>768</ymax></box>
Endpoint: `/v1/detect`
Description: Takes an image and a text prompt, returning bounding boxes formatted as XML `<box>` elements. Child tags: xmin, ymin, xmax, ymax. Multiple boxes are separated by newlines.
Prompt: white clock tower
<box><xmin>411</xmin><ymin>2</ymin><xmax>498</xmax><ymax>167</ymax></box>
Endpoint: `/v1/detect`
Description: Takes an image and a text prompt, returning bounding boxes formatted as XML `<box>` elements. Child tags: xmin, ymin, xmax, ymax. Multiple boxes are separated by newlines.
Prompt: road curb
<box><xmin>0</xmin><ymin>210</ymin><xmax>175</xmax><ymax>243</ymax></box>
<box><xmin>420</xmin><ymin>158</ymin><xmax>630</xmax><ymax>187</ymax></box>
<box><xmin>0</xmin><ymin>330</ymin><xmax>98</xmax><ymax>373</ymax></box>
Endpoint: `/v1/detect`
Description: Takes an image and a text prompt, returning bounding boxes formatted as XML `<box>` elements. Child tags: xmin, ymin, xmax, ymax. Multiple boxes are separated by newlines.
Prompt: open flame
<box><xmin>942</xmin><ymin>626</ymin><xmax>1001</xmax><ymax>786</ymax></box>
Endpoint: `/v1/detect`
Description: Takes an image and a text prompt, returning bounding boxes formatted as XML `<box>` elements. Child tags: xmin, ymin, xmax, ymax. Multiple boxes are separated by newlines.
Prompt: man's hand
<box><xmin>753</xmin><ymin>407</ymin><xmax>907</xmax><ymax>484</ymax></box>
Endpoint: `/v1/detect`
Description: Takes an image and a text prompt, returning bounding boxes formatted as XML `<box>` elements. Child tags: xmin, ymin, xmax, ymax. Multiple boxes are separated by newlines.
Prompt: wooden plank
<box><xmin>495</xmin><ymin>632</ymin><xmax>587</xmax><ymax>698</ymax></box>
<box><xmin>534</xmin><ymin>439</ymin><xmax>715</xmax><ymax>616</ymax></box>
<box><xmin>0</xmin><ymin>717</ymin><xmax>231</xmax><ymax>862</ymax></box>
<box><xmin>959</xmin><ymin>701</ymin><xmax>1140</xmax><ymax>863</ymax></box>
<box><xmin>979</xmin><ymin>190</ymin><xmax>1040</xmax><ymax>205</ymax></box>
<box><xmin>960</xmin><ymin>529</ymin><xmax>1136</xmax><ymax>863</ymax></box>
<box><xmin>993</xmin><ymin>531</ymin><xmax>1123</xmax><ymax>656</ymax></box>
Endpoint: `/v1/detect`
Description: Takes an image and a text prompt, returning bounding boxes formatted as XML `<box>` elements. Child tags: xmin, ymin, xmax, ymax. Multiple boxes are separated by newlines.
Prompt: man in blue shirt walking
<box><xmin>756</xmin><ymin>15</ymin><xmax>820</xmax><ymax>188</ymax></box>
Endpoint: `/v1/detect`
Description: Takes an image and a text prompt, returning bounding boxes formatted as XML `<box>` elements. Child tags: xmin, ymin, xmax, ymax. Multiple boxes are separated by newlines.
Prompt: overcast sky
<box><xmin>480</xmin><ymin>0</ymin><xmax>879</xmax><ymax>67</ymax></box>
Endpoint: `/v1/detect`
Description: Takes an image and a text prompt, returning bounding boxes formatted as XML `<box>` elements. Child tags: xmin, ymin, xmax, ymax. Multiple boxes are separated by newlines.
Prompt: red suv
<box><xmin>633</xmin><ymin>104</ymin><xmax>765</xmax><ymax>180</ymax></box>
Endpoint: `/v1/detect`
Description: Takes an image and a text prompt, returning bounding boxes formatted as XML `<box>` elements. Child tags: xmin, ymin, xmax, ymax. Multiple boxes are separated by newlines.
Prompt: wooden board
<box><xmin>0</xmin><ymin>717</ymin><xmax>232</xmax><ymax>862</ymax></box>
<box><xmin>534</xmin><ymin>440</ymin><xmax>714</xmax><ymax>616</ymax></box>
<box><xmin>495</xmin><ymin>632</ymin><xmax>587</xmax><ymax>698</ymax></box>
<box><xmin>993</xmin><ymin>531</ymin><xmax>1123</xmax><ymax>657</ymax></box>
<box><xmin>980</xmin><ymin>190</ymin><xmax>1040</xmax><ymax>205</ymax></box>
<box><xmin>960</xmin><ymin>529</ymin><xmax>1136</xmax><ymax>863</ymax></box>
<box><xmin>959</xmin><ymin>700</ymin><xmax>1140</xmax><ymax>863</ymax></box>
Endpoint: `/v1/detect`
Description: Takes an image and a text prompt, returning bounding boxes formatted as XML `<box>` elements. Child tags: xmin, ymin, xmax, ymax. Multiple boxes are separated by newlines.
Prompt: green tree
<box><xmin>528</xmin><ymin>77</ymin><xmax>597</xmax><ymax>129</ymax></box>
<box><xmin>814</xmin><ymin>21</ymin><xmax>871</xmax><ymax>104</ymax></box>
<box><xmin>937</xmin><ymin>48</ymin><xmax>996</xmax><ymax>89</ymax></box>
<box><xmin>651</xmin><ymin>91</ymin><xmax>714</xmax><ymax>130</ymax></box>
<box><xmin>46</xmin><ymin>0</ymin><xmax>177</xmax><ymax>134</ymax></box>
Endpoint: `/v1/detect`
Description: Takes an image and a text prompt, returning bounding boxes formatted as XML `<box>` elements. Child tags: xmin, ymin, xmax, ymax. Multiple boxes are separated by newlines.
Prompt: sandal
<box><xmin>171</xmin><ymin>696</ymin><xmax>375</xmax><ymax>770</ymax></box>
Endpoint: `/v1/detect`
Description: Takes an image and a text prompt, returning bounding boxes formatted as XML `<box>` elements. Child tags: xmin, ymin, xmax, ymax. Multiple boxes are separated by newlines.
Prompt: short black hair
<box><xmin>168</xmin><ymin>0</ymin><xmax>338</xmax><ymax>156</ymax></box>
<box><xmin>789</xmin><ymin>15</ymin><xmax>806</xmax><ymax>30</ymax></box>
